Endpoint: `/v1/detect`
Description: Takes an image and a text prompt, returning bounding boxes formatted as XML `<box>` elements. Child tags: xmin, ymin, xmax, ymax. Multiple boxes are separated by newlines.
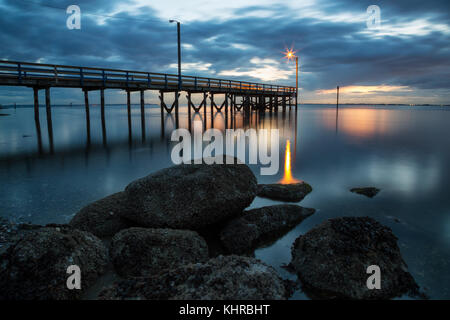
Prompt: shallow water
<box><xmin>0</xmin><ymin>103</ymin><xmax>449</xmax><ymax>299</ymax></box>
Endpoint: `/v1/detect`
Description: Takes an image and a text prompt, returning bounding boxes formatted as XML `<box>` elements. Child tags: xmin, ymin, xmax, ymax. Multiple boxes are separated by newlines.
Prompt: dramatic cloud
<box><xmin>0</xmin><ymin>0</ymin><xmax>449</xmax><ymax>104</ymax></box>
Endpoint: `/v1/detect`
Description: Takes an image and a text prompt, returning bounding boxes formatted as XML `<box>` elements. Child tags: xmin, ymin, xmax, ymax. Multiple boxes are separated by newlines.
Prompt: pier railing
<box><xmin>0</xmin><ymin>60</ymin><xmax>296</xmax><ymax>95</ymax></box>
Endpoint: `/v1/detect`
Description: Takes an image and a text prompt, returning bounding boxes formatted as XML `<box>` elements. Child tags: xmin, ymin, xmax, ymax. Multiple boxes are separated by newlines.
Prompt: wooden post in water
<box><xmin>224</xmin><ymin>93</ymin><xmax>229</xmax><ymax>129</ymax></box>
<box><xmin>230</xmin><ymin>94</ymin><xmax>234</xmax><ymax>120</ymax></box>
<box><xmin>175</xmin><ymin>91</ymin><xmax>179</xmax><ymax>128</ymax></box>
<box><xmin>140</xmin><ymin>90</ymin><xmax>146</xmax><ymax>141</ymax></box>
<box><xmin>84</xmin><ymin>89</ymin><xmax>91</xmax><ymax>146</ymax></box>
<box><xmin>187</xmin><ymin>92</ymin><xmax>192</xmax><ymax>131</ymax></box>
<box><xmin>336</xmin><ymin>86</ymin><xmax>339</xmax><ymax>110</ymax></box>
<box><xmin>203</xmin><ymin>92</ymin><xmax>207</xmax><ymax>128</ymax></box>
<box><xmin>45</xmin><ymin>87</ymin><xmax>54</xmax><ymax>153</ymax></box>
<box><xmin>33</xmin><ymin>87</ymin><xmax>39</xmax><ymax>122</ymax></box>
<box><xmin>126</xmin><ymin>90</ymin><xmax>132</xmax><ymax>143</ymax></box>
<box><xmin>100</xmin><ymin>88</ymin><xmax>106</xmax><ymax>146</ymax></box>
<box><xmin>160</xmin><ymin>91</ymin><xmax>165</xmax><ymax>139</ymax></box>
<box><xmin>33</xmin><ymin>87</ymin><xmax>43</xmax><ymax>154</ymax></box>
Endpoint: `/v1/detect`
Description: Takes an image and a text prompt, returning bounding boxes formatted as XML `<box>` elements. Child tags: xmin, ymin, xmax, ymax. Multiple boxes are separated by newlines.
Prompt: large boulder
<box><xmin>110</xmin><ymin>227</ymin><xmax>209</xmax><ymax>277</ymax></box>
<box><xmin>69</xmin><ymin>192</ymin><xmax>134</xmax><ymax>238</ymax></box>
<box><xmin>99</xmin><ymin>255</ymin><xmax>288</xmax><ymax>300</ymax></box>
<box><xmin>257</xmin><ymin>182</ymin><xmax>312</xmax><ymax>202</ymax></box>
<box><xmin>122</xmin><ymin>162</ymin><xmax>257</xmax><ymax>229</ymax></box>
<box><xmin>220</xmin><ymin>205</ymin><xmax>315</xmax><ymax>254</ymax></box>
<box><xmin>291</xmin><ymin>217</ymin><xmax>422</xmax><ymax>299</ymax></box>
<box><xmin>0</xmin><ymin>226</ymin><xmax>109</xmax><ymax>300</ymax></box>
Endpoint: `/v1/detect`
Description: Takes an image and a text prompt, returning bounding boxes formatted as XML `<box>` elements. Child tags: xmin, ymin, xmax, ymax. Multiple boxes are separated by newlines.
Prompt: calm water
<box><xmin>0</xmin><ymin>103</ymin><xmax>449</xmax><ymax>299</ymax></box>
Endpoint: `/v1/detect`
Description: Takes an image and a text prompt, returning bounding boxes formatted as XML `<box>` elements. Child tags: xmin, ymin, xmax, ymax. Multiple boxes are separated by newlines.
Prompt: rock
<box><xmin>291</xmin><ymin>217</ymin><xmax>422</xmax><ymax>299</ymax></box>
<box><xmin>257</xmin><ymin>182</ymin><xmax>312</xmax><ymax>202</ymax></box>
<box><xmin>69</xmin><ymin>192</ymin><xmax>134</xmax><ymax>238</ymax></box>
<box><xmin>0</xmin><ymin>218</ymin><xmax>43</xmax><ymax>255</ymax></box>
<box><xmin>122</xmin><ymin>162</ymin><xmax>257</xmax><ymax>229</ymax></box>
<box><xmin>350</xmin><ymin>187</ymin><xmax>380</xmax><ymax>198</ymax></box>
<box><xmin>0</xmin><ymin>226</ymin><xmax>109</xmax><ymax>300</ymax></box>
<box><xmin>220</xmin><ymin>205</ymin><xmax>315</xmax><ymax>254</ymax></box>
<box><xmin>99</xmin><ymin>255</ymin><xmax>288</xmax><ymax>300</ymax></box>
<box><xmin>110</xmin><ymin>227</ymin><xmax>209</xmax><ymax>277</ymax></box>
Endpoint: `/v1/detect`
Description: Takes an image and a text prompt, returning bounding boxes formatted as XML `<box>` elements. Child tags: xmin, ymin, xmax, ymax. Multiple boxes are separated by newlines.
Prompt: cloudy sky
<box><xmin>0</xmin><ymin>0</ymin><xmax>449</xmax><ymax>104</ymax></box>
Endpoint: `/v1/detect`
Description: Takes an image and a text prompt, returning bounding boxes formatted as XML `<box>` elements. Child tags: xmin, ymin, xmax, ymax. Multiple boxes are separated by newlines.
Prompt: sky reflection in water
<box><xmin>0</xmin><ymin>103</ymin><xmax>449</xmax><ymax>299</ymax></box>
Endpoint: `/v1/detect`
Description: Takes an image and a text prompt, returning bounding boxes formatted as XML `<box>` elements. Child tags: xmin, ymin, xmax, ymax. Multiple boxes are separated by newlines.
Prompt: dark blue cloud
<box><xmin>0</xmin><ymin>0</ymin><xmax>449</xmax><ymax>103</ymax></box>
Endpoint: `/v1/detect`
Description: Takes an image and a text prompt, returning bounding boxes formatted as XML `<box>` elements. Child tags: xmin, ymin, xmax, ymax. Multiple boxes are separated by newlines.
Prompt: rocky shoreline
<box><xmin>0</xmin><ymin>161</ymin><xmax>424</xmax><ymax>300</ymax></box>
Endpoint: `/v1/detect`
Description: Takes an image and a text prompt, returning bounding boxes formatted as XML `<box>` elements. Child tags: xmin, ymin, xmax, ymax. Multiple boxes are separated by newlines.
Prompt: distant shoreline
<box><xmin>1</xmin><ymin>103</ymin><xmax>449</xmax><ymax>108</ymax></box>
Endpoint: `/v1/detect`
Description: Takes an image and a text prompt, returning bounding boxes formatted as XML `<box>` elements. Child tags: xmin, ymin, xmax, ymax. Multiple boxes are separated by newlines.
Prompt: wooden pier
<box><xmin>0</xmin><ymin>60</ymin><xmax>297</xmax><ymax>142</ymax></box>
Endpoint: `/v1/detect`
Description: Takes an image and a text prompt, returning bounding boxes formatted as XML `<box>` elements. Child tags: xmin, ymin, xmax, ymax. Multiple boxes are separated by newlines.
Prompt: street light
<box><xmin>283</xmin><ymin>48</ymin><xmax>299</xmax><ymax>107</ymax></box>
<box><xmin>169</xmin><ymin>19</ymin><xmax>181</xmax><ymax>90</ymax></box>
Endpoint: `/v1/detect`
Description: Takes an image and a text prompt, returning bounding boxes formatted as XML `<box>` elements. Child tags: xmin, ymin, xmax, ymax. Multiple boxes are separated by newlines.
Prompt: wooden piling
<box><xmin>100</xmin><ymin>88</ymin><xmax>106</xmax><ymax>146</ymax></box>
<box><xmin>45</xmin><ymin>87</ymin><xmax>54</xmax><ymax>153</ymax></box>
<box><xmin>203</xmin><ymin>93</ymin><xmax>207</xmax><ymax>128</ymax></box>
<box><xmin>336</xmin><ymin>86</ymin><xmax>339</xmax><ymax>110</ymax></box>
<box><xmin>160</xmin><ymin>91</ymin><xmax>164</xmax><ymax>117</ymax></box>
<box><xmin>33</xmin><ymin>87</ymin><xmax>39</xmax><ymax>122</ymax></box>
<box><xmin>140</xmin><ymin>90</ymin><xmax>146</xmax><ymax>141</ymax></box>
<box><xmin>33</xmin><ymin>87</ymin><xmax>43</xmax><ymax>154</ymax></box>
<box><xmin>84</xmin><ymin>90</ymin><xmax>91</xmax><ymax>145</ymax></box>
<box><xmin>126</xmin><ymin>90</ymin><xmax>132</xmax><ymax>143</ymax></box>
<box><xmin>187</xmin><ymin>92</ymin><xmax>192</xmax><ymax>131</ymax></box>
<box><xmin>224</xmin><ymin>94</ymin><xmax>228</xmax><ymax>129</ymax></box>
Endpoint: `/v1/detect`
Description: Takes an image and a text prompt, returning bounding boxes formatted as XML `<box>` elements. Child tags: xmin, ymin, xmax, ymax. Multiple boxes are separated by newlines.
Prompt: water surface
<box><xmin>0</xmin><ymin>103</ymin><xmax>449</xmax><ymax>299</ymax></box>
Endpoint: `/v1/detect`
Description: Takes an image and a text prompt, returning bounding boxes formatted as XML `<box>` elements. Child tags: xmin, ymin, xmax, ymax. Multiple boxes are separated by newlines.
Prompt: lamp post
<box><xmin>283</xmin><ymin>49</ymin><xmax>299</xmax><ymax>109</ymax></box>
<box><xmin>169</xmin><ymin>19</ymin><xmax>181</xmax><ymax>90</ymax></box>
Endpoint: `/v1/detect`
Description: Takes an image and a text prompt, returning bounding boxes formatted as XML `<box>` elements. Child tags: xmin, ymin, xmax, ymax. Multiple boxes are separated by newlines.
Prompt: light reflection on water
<box><xmin>0</xmin><ymin>103</ymin><xmax>449</xmax><ymax>299</ymax></box>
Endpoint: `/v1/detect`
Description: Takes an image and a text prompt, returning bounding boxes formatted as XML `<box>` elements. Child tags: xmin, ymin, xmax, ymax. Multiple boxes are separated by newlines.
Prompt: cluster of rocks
<box><xmin>0</xmin><ymin>160</ymin><xmax>423</xmax><ymax>300</ymax></box>
<box><xmin>0</xmin><ymin>160</ymin><xmax>315</xmax><ymax>300</ymax></box>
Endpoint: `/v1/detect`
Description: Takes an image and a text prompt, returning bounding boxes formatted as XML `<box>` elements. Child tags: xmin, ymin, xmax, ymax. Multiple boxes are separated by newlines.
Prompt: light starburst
<box><xmin>283</xmin><ymin>47</ymin><xmax>297</xmax><ymax>61</ymax></box>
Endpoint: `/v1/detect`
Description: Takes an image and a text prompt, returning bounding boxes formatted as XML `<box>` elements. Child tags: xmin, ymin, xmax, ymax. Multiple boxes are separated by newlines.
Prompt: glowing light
<box><xmin>279</xmin><ymin>140</ymin><xmax>300</xmax><ymax>184</ymax></box>
<box><xmin>283</xmin><ymin>47</ymin><xmax>297</xmax><ymax>62</ymax></box>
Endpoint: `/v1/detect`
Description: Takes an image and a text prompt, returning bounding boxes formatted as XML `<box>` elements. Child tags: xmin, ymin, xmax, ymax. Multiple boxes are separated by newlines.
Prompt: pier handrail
<box><xmin>0</xmin><ymin>60</ymin><xmax>296</xmax><ymax>94</ymax></box>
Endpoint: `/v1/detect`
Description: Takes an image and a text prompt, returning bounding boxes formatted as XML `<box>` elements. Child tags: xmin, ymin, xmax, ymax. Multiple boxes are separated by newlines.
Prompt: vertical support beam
<box><xmin>33</xmin><ymin>87</ymin><xmax>43</xmax><ymax>154</ymax></box>
<box><xmin>230</xmin><ymin>94</ymin><xmax>233</xmax><ymax>121</ymax></box>
<box><xmin>100</xmin><ymin>88</ymin><xmax>107</xmax><ymax>146</ymax></box>
<box><xmin>210</xmin><ymin>93</ymin><xmax>214</xmax><ymax>112</ymax></box>
<box><xmin>282</xmin><ymin>95</ymin><xmax>286</xmax><ymax>112</ymax></box>
<box><xmin>203</xmin><ymin>92</ymin><xmax>207</xmax><ymax>130</ymax></box>
<box><xmin>187</xmin><ymin>92</ymin><xmax>192</xmax><ymax>131</ymax></box>
<box><xmin>208</xmin><ymin>92</ymin><xmax>213</xmax><ymax>128</ymax></box>
<box><xmin>126</xmin><ymin>90</ymin><xmax>132</xmax><ymax>144</ymax></box>
<box><xmin>224</xmin><ymin>93</ymin><xmax>228</xmax><ymax>129</ymax></box>
<box><xmin>160</xmin><ymin>91</ymin><xmax>164</xmax><ymax>116</ymax></box>
<box><xmin>140</xmin><ymin>90</ymin><xmax>146</xmax><ymax>141</ymax></box>
<box><xmin>336</xmin><ymin>85</ymin><xmax>339</xmax><ymax>110</ymax></box>
<box><xmin>175</xmin><ymin>91</ymin><xmax>179</xmax><ymax>128</ymax></box>
<box><xmin>160</xmin><ymin>91</ymin><xmax>165</xmax><ymax>139</ymax></box>
<box><xmin>33</xmin><ymin>87</ymin><xmax>39</xmax><ymax>122</ymax></box>
<box><xmin>45</xmin><ymin>87</ymin><xmax>54</xmax><ymax>153</ymax></box>
<box><xmin>84</xmin><ymin>89</ymin><xmax>91</xmax><ymax>146</ymax></box>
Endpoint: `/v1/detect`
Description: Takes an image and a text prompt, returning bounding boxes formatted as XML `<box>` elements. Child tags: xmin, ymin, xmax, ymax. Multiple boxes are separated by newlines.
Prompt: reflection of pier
<box><xmin>3</xmin><ymin>105</ymin><xmax>299</xmax><ymax>168</ymax></box>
